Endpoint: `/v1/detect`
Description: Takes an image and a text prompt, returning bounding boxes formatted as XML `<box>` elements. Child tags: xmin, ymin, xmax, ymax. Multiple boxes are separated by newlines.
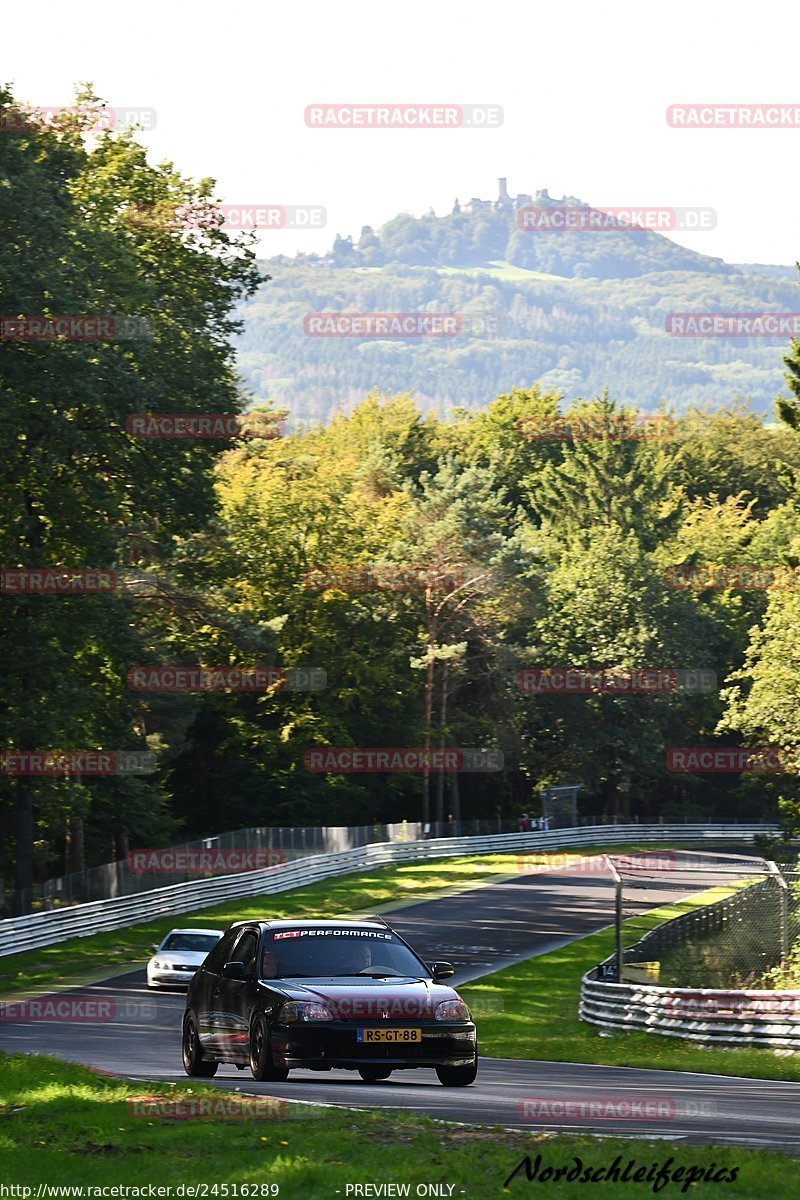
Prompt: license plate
<box><xmin>357</xmin><ymin>1028</ymin><xmax>422</xmax><ymax>1043</ymax></box>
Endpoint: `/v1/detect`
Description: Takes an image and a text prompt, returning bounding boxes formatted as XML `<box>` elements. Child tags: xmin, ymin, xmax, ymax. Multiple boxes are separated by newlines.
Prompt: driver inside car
<box><xmin>341</xmin><ymin>942</ymin><xmax>372</xmax><ymax>974</ymax></box>
<box><xmin>261</xmin><ymin>948</ymin><xmax>281</xmax><ymax>978</ymax></box>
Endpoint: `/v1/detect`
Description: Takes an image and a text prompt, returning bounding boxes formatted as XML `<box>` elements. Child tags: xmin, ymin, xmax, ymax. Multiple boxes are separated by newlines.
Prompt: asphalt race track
<box><xmin>4</xmin><ymin>850</ymin><xmax>800</xmax><ymax>1148</ymax></box>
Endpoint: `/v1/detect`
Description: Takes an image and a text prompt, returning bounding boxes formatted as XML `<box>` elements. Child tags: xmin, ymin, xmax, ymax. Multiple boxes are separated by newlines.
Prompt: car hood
<box><xmin>260</xmin><ymin>976</ymin><xmax>465</xmax><ymax>1018</ymax></box>
<box><xmin>150</xmin><ymin>951</ymin><xmax>208</xmax><ymax>965</ymax></box>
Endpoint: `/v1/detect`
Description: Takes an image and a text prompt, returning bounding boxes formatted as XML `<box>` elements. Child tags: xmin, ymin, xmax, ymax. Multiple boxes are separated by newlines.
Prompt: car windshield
<box><xmin>160</xmin><ymin>933</ymin><xmax>220</xmax><ymax>953</ymax></box>
<box><xmin>260</xmin><ymin>929</ymin><xmax>427</xmax><ymax>978</ymax></box>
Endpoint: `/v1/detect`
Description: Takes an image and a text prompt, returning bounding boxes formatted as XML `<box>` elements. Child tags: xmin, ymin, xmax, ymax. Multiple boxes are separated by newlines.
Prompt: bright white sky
<box><xmin>5</xmin><ymin>0</ymin><xmax>799</xmax><ymax>265</ymax></box>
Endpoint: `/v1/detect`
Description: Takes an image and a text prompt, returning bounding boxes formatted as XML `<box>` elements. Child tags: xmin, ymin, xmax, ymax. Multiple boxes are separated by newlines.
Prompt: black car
<box><xmin>182</xmin><ymin>916</ymin><xmax>478</xmax><ymax>1086</ymax></box>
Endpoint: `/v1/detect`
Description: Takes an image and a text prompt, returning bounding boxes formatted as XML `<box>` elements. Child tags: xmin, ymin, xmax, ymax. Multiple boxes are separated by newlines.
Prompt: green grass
<box><xmin>0</xmin><ymin>844</ymin><xmax>707</xmax><ymax>999</ymax></box>
<box><xmin>0</xmin><ymin>1052</ymin><xmax>795</xmax><ymax>1197</ymax></box>
<box><xmin>434</xmin><ymin>260</ymin><xmax>569</xmax><ymax>282</ymax></box>
<box><xmin>460</xmin><ymin>881</ymin><xmax>800</xmax><ymax>1081</ymax></box>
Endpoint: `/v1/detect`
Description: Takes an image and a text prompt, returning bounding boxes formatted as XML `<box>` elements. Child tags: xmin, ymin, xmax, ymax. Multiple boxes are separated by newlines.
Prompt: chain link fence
<box><xmin>3</xmin><ymin>818</ymin><xmax>527</xmax><ymax>915</ymax></box>
<box><xmin>5</xmin><ymin>810</ymin><xmax>672</xmax><ymax>915</ymax></box>
<box><xmin>603</xmin><ymin>851</ymin><xmax>800</xmax><ymax>989</ymax></box>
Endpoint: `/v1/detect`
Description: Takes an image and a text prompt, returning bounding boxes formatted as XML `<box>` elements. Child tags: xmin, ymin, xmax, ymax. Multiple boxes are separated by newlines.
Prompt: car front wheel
<box><xmin>249</xmin><ymin>1014</ymin><xmax>290</xmax><ymax>1082</ymax></box>
<box><xmin>182</xmin><ymin>1013</ymin><xmax>218</xmax><ymax>1077</ymax></box>
<box><xmin>435</xmin><ymin>1058</ymin><xmax>477</xmax><ymax>1087</ymax></box>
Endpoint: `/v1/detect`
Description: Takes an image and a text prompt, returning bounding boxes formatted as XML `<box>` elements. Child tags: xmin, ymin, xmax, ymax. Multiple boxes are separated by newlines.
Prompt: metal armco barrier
<box><xmin>581</xmin><ymin>975</ymin><xmax>800</xmax><ymax>1049</ymax></box>
<box><xmin>580</xmin><ymin>866</ymin><xmax>800</xmax><ymax>1049</ymax></box>
<box><xmin>0</xmin><ymin>823</ymin><xmax>775</xmax><ymax>959</ymax></box>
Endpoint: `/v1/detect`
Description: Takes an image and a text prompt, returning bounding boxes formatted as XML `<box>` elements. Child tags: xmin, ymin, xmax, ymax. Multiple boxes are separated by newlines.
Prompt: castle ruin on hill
<box><xmin>452</xmin><ymin>178</ymin><xmax>581</xmax><ymax>215</ymax></box>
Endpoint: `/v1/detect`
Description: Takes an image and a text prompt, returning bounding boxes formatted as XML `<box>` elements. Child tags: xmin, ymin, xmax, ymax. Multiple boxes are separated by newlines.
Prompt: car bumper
<box><xmin>148</xmin><ymin>969</ymin><xmax>197</xmax><ymax>987</ymax></box>
<box><xmin>271</xmin><ymin>1021</ymin><xmax>477</xmax><ymax>1069</ymax></box>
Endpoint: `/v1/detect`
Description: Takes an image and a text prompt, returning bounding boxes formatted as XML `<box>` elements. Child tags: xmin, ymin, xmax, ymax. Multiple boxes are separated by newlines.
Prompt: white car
<box><xmin>147</xmin><ymin>928</ymin><xmax>224</xmax><ymax>989</ymax></box>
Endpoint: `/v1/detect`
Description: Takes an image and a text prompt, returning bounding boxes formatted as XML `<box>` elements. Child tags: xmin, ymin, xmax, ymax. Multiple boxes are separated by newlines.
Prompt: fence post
<box><xmin>604</xmin><ymin>854</ymin><xmax>624</xmax><ymax>981</ymax></box>
<box><xmin>766</xmin><ymin>860</ymin><xmax>790</xmax><ymax>967</ymax></box>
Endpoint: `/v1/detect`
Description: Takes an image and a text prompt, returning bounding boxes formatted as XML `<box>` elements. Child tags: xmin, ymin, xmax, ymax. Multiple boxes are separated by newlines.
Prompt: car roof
<box><xmin>162</xmin><ymin>928</ymin><xmax>224</xmax><ymax>936</ymax></box>
<box><xmin>226</xmin><ymin>918</ymin><xmax>388</xmax><ymax>931</ymax></box>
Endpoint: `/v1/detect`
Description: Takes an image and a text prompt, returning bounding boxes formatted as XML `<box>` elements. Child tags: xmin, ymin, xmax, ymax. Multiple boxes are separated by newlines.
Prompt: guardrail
<box><xmin>581</xmin><ymin>975</ymin><xmax>800</xmax><ymax>1049</ymax></box>
<box><xmin>580</xmin><ymin>867</ymin><xmax>800</xmax><ymax>1049</ymax></box>
<box><xmin>0</xmin><ymin>822</ymin><xmax>776</xmax><ymax>959</ymax></box>
<box><xmin>38</xmin><ymin>819</ymin><xmax>522</xmax><ymax>908</ymax></box>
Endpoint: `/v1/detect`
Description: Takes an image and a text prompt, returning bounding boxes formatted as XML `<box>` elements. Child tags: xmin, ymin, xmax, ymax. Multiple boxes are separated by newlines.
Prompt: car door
<box><xmin>211</xmin><ymin>927</ymin><xmax>260</xmax><ymax>1063</ymax></box>
<box><xmin>195</xmin><ymin>928</ymin><xmax>240</xmax><ymax>1055</ymax></box>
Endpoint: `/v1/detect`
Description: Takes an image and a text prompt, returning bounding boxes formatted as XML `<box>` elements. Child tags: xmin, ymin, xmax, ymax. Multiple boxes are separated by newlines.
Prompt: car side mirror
<box><xmin>151</xmin><ymin>944</ymin><xmax>159</xmax><ymax>953</ymax></box>
<box><xmin>222</xmin><ymin>960</ymin><xmax>248</xmax><ymax>980</ymax></box>
<box><xmin>431</xmin><ymin>961</ymin><xmax>455</xmax><ymax>980</ymax></box>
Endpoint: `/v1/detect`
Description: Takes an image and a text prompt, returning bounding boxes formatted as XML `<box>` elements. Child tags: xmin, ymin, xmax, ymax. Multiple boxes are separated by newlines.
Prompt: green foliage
<box><xmin>7</xmin><ymin>81</ymin><xmax>800</xmax><ymax>906</ymax></box>
<box><xmin>0</xmin><ymin>86</ymin><xmax>260</xmax><ymax>906</ymax></box>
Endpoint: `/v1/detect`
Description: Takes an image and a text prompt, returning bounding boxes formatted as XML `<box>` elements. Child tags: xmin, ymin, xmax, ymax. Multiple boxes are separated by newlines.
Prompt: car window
<box><xmin>203</xmin><ymin>928</ymin><xmax>239</xmax><ymax>975</ymax></box>
<box><xmin>161</xmin><ymin>933</ymin><xmax>220</xmax><ymax>953</ymax></box>
<box><xmin>233</xmin><ymin>930</ymin><xmax>258</xmax><ymax>975</ymax></box>
<box><xmin>260</xmin><ymin>929</ymin><xmax>427</xmax><ymax>978</ymax></box>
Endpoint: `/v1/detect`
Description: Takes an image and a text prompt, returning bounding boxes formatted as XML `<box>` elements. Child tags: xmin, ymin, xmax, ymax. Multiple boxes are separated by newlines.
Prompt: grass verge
<box><xmin>0</xmin><ymin>1052</ymin><xmax>795</xmax><ymax>1198</ymax></box>
<box><xmin>459</xmin><ymin>882</ymin><xmax>800</xmax><ymax>1081</ymax></box>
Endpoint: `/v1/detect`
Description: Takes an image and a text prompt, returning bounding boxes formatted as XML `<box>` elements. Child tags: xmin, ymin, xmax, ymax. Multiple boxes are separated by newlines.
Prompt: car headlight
<box><xmin>153</xmin><ymin>960</ymin><xmax>171</xmax><ymax>970</ymax></box>
<box><xmin>279</xmin><ymin>1001</ymin><xmax>334</xmax><ymax>1022</ymax></box>
<box><xmin>435</xmin><ymin>999</ymin><xmax>471</xmax><ymax>1021</ymax></box>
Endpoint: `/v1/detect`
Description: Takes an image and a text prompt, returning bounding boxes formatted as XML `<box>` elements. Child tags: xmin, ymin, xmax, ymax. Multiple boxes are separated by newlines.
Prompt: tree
<box><xmin>0</xmin><ymin>86</ymin><xmax>260</xmax><ymax>909</ymax></box>
<box><xmin>392</xmin><ymin>456</ymin><xmax>531</xmax><ymax>823</ymax></box>
<box><xmin>526</xmin><ymin>525</ymin><xmax>715</xmax><ymax>820</ymax></box>
<box><xmin>668</xmin><ymin>403</ymin><xmax>800</xmax><ymax>517</ymax></box>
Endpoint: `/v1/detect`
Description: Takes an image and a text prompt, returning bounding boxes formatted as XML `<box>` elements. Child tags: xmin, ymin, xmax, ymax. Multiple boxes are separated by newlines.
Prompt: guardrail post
<box><xmin>604</xmin><ymin>854</ymin><xmax>623</xmax><ymax>981</ymax></box>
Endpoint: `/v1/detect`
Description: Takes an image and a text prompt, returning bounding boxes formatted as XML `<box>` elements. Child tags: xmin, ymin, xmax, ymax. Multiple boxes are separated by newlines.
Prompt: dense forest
<box><xmin>236</xmin><ymin>195</ymin><xmax>796</xmax><ymax>423</ymax></box>
<box><xmin>5</xmin><ymin>91</ymin><xmax>800</xmax><ymax>913</ymax></box>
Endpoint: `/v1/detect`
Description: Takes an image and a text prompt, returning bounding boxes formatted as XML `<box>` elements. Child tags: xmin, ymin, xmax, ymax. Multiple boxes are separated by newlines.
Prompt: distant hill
<box><xmin>234</xmin><ymin>185</ymin><xmax>799</xmax><ymax>426</ymax></box>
